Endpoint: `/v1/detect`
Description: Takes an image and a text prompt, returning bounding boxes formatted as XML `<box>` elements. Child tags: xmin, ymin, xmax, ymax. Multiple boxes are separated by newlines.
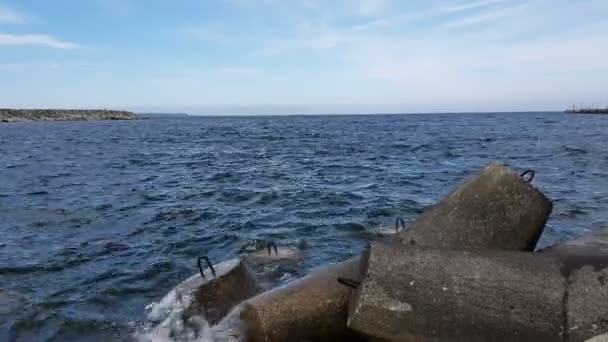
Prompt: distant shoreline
<box><xmin>137</xmin><ymin>110</ymin><xmax>564</xmax><ymax>118</ymax></box>
<box><xmin>565</xmin><ymin>108</ymin><xmax>608</xmax><ymax>115</ymax></box>
<box><xmin>0</xmin><ymin>109</ymin><xmax>140</xmax><ymax>123</ymax></box>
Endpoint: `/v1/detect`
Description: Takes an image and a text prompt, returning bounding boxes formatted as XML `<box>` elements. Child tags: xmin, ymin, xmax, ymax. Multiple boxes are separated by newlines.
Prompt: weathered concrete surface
<box><xmin>537</xmin><ymin>227</ymin><xmax>608</xmax><ymax>341</ymax></box>
<box><xmin>238</xmin><ymin>163</ymin><xmax>553</xmax><ymax>341</ymax></box>
<box><xmin>193</xmin><ymin>257</ymin><xmax>259</xmax><ymax>325</ymax></box>
<box><xmin>567</xmin><ymin>265</ymin><xmax>608</xmax><ymax>342</ymax></box>
<box><xmin>586</xmin><ymin>334</ymin><xmax>608</xmax><ymax>342</ymax></box>
<box><xmin>348</xmin><ymin>243</ymin><xmax>566</xmax><ymax>342</ymax></box>
<box><xmin>139</xmin><ymin>258</ymin><xmax>260</xmax><ymax>341</ymax></box>
<box><xmin>539</xmin><ymin>227</ymin><xmax>608</xmax><ymax>257</ymax></box>
<box><xmin>398</xmin><ymin>162</ymin><xmax>552</xmax><ymax>251</ymax></box>
<box><xmin>0</xmin><ymin>108</ymin><xmax>139</xmax><ymax>122</ymax></box>
<box><xmin>240</xmin><ymin>256</ymin><xmax>366</xmax><ymax>342</ymax></box>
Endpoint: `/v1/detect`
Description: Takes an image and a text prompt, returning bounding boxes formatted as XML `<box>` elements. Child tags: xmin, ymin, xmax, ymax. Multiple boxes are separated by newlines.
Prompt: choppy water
<box><xmin>1</xmin><ymin>112</ymin><xmax>607</xmax><ymax>341</ymax></box>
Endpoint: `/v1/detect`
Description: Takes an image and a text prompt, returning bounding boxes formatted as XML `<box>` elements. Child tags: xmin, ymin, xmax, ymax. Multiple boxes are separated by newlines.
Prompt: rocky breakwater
<box><xmin>141</xmin><ymin>162</ymin><xmax>608</xmax><ymax>342</ymax></box>
<box><xmin>0</xmin><ymin>108</ymin><xmax>140</xmax><ymax>122</ymax></box>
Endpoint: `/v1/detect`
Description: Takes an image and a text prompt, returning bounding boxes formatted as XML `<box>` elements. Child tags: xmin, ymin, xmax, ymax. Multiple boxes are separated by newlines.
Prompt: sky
<box><xmin>0</xmin><ymin>0</ymin><xmax>607</xmax><ymax>115</ymax></box>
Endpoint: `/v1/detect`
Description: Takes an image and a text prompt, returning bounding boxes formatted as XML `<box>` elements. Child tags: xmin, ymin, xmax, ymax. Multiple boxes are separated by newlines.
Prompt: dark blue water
<box><xmin>1</xmin><ymin>113</ymin><xmax>607</xmax><ymax>341</ymax></box>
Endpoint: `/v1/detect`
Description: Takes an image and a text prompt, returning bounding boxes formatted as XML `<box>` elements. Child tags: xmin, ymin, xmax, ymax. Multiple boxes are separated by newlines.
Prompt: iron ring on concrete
<box><xmin>337</xmin><ymin>278</ymin><xmax>360</xmax><ymax>289</ymax></box>
<box><xmin>267</xmin><ymin>241</ymin><xmax>279</xmax><ymax>255</ymax></box>
<box><xmin>197</xmin><ymin>255</ymin><xmax>216</xmax><ymax>279</ymax></box>
<box><xmin>395</xmin><ymin>217</ymin><xmax>406</xmax><ymax>233</ymax></box>
<box><xmin>520</xmin><ymin>170</ymin><xmax>535</xmax><ymax>183</ymax></box>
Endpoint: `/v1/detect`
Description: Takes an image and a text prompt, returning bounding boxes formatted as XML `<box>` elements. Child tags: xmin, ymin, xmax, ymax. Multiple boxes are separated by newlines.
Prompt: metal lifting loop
<box><xmin>267</xmin><ymin>241</ymin><xmax>278</xmax><ymax>256</ymax></box>
<box><xmin>337</xmin><ymin>278</ymin><xmax>361</xmax><ymax>289</ymax></box>
<box><xmin>197</xmin><ymin>255</ymin><xmax>216</xmax><ymax>279</ymax></box>
<box><xmin>395</xmin><ymin>217</ymin><xmax>406</xmax><ymax>233</ymax></box>
<box><xmin>520</xmin><ymin>170</ymin><xmax>535</xmax><ymax>183</ymax></box>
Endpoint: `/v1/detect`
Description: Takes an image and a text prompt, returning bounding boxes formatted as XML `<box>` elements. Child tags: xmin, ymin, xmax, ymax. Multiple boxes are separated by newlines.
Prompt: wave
<box><xmin>134</xmin><ymin>259</ymin><xmax>239</xmax><ymax>342</ymax></box>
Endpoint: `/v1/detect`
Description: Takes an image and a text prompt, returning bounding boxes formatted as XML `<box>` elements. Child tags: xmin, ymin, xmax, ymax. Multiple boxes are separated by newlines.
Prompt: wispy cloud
<box><xmin>258</xmin><ymin>32</ymin><xmax>345</xmax><ymax>55</ymax></box>
<box><xmin>438</xmin><ymin>0</ymin><xmax>505</xmax><ymax>13</ymax></box>
<box><xmin>0</xmin><ymin>33</ymin><xmax>79</xmax><ymax>49</ymax></box>
<box><xmin>0</xmin><ymin>61</ymin><xmax>65</xmax><ymax>71</ymax></box>
<box><xmin>0</xmin><ymin>6</ymin><xmax>24</xmax><ymax>24</ymax></box>
<box><xmin>438</xmin><ymin>2</ymin><xmax>532</xmax><ymax>30</ymax></box>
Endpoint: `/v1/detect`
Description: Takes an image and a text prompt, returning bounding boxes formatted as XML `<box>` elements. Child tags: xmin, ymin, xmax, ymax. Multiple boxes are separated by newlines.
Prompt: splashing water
<box><xmin>135</xmin><ymin>259</ymin><xmax>241</xmax><ymax>342</ymax></box>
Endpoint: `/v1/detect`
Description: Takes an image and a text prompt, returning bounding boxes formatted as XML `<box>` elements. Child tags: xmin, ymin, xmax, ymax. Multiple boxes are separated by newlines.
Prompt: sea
<box><xmin>1</xmin><ymin>112</ymin><xmax>607</xmax><ymax>341</ymax></box>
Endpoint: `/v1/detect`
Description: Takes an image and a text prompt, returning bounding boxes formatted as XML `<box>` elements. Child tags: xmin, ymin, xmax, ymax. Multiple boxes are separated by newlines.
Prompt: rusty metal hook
<box><xmin>520</xmin><ymin>170</ymin><xmax>535</xmax><ymax>183</ymax></box>
<box><xmin>267</xmin><ymin>241</ymin><xmax>278</xmax><ymax>256</ymax></box>
<box><xmin>197</xmin><ymin>255</ymin><xmax>216</xmax><ymax>279</ymax></box>
<box><xmin>337</xmin><ymin>278</ymin><xmax>360</xmax><ymax>289</ymax></box>
<box><xmin>395</xmin><ymin>217</ymin><xmax>406</xmax><ymax>233</ymax></box>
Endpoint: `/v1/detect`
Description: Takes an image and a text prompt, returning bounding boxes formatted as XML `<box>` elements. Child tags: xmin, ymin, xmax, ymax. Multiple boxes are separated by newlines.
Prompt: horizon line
<box><xmin>137</xmin><ymin>110</ymin><xmax>566</xmax><ymax>117</ymax></box>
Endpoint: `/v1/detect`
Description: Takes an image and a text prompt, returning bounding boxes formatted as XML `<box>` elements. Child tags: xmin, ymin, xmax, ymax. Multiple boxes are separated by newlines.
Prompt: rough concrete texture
<box><xmin>567</xmin><ymin>265</ymin><xmax>608</xmax><ymax>342</ymax></box>
<box><xmin>239</xmin><ymin>162</ymin><xmax>554</xmax><ymax>341</ymax></box>
<box><xmin>538</xmin><ymin>226</ymin><xmax>608</xmax><ymax>341</ymax></box>
<box><xmin>539</xmin><ymin>227</ymin><xmax>608</xmax><ymax>257</ymax></box>
<box><xmin>193</xmin><ymin>258</ymin><xmax>259</xmax><ymax>325</ymax></box>
<box><xmin>397</xmin><ymin>162</ymin><xmax>552</xmax><ymax>251</ymax></box>
<box><xmin>586</xmin><ymin>334</ymin><xmax>608</xmax><ymax>342</ymax></box>
<box><xmin>348</xmin><ymin>243</ymin><xmax>567</xmax><ymax>342</ymax></box>
<box><xmin>240</xmin><ymin>256</ymin><xmax>366</xmax><ymax>342</ymax></box>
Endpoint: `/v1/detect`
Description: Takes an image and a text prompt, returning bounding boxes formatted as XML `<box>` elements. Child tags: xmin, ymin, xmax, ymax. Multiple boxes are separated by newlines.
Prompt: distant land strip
<box><xmin>0</xmin><ymin>109</ymin><xmax>140</xmax><ymax>123</ymax></box>
<box><xmin>565</xmin><ymin>108</ymin><xmax>608</xmax><ymax>114</ymax></box>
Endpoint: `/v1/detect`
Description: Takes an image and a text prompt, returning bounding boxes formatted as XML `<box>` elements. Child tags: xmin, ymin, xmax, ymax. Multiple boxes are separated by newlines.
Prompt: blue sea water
<box><xmin>0</xmin><ymin>112</ymin><xmax>607</xmax><ymax>341</ymax></box>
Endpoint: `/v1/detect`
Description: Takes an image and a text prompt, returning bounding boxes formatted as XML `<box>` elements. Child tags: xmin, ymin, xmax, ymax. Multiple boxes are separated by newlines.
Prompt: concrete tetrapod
<box><xmin>347</xmin><ymin>242</ymin><xmax>567</xmax><ymax>342</ymax></box>
<box><xmin>240</xmin><ymin>162</ymin><xmax>553</xmax><ymax>341</ymax></box>
<box><xmin>397</xmin><ymin>162</ymin><xmax>552</xmax><ymax>251</ymax></box>
<box><xmin>586</xmin><ymin>334</ymin><xmax>608</xmax><ymax>342</ymax></box>
<box><xmin>138</xmin><ymin>257</ymin><xmax>260</xmax><ymax>341</ymax></box>
<box><xmin>193</xmin><ymin>256</ymin><xmax>260</xmax><ymax>325</ymax></box>
<box><xmin>240</xmin><ymin>256</ymin><xmax>365</xmax><ymax>342</ymax></box>
<box><xmin>539</xmin><ymin>227</ymin><xmax>608</xmax><ymax>341</ymax></box>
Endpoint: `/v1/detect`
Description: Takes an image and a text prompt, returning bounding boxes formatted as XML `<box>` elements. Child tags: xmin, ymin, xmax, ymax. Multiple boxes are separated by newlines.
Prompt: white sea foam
<box><xmin>134</xmin><ymin>259</ymin><xmax>242</xmax><ymax>342</ymax></box>
<box><xmin>133</xmin><ymin>255</ymin><xmax>301</xmax><ymax>342</ymax></box>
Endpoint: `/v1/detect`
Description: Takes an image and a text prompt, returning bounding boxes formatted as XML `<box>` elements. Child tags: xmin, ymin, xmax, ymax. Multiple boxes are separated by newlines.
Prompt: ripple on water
<box><xmin>26</xmin><ymin>190</ymin><xmax>49</xmax><ymax>196</ymax></box>
<box><xmin>1</xmin><ymin>113</ymin><xmax>607</xmax><ymax>341</ymax></box>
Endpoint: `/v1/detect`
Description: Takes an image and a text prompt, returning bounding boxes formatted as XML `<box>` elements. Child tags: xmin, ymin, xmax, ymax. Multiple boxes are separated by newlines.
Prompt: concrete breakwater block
<box><xmin>398</xmin><ymin>162</ymin><xmax>552</xmax><ymax>251</ymax></box>
<box><xmin>565</xmin><ymin>264</ymin><xmax>608</xmax><ymax>342</ymax></box>
<box><xmin>240</xmin><ymin>256</ymin><xmax>365</xmax><ymax>342</ymax></box>
<box><xmin>587</xmin><ymin>334</ymin><xmax>608</xmax><ymax>342</ymax></box>
<box><xmin>538</xmin><ymin>227</ymin><xmax>608</xmax><ymax>341</ymax></box>
<box><xmin>196</xmin><ymin>244</ymin><xmax>306</xmax><ymax>324</ymax></box>
<box><xmin>347</xmin><ymin>243</ymin><xmax>567</xmax><ymax>342</ymax></box>
<box><xmin>239</xmin><ymin>162</ymin><xmax>553</xmax><ymax>341</ymax></box>
<box><xmin>139</xmin><ymin>257</ymin><xmax>260</xmax><ymax>341</ymax></box>
<box><xmin>193</xmin><ymin>257</ymin><xmax>259</xmax><ymax>325</ymax></box>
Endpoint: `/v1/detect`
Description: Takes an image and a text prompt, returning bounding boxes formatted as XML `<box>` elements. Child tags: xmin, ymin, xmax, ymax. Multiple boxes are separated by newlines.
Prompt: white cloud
<box><xmin>0</xmin><ymin>33</ymin><xmax>79</xmax><ymax>49</ymax></box>
<box><xmin>0</xmin><ymin>6</ymin><xmax>24</xmax><ymax>24</ymax></box>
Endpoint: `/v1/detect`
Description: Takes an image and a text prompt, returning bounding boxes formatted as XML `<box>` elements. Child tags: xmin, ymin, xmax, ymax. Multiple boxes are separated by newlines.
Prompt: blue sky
<box><xmin>0</xmin><ymin>0</ymin><xmax>607</xmax><ymax>114</ymax></box>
